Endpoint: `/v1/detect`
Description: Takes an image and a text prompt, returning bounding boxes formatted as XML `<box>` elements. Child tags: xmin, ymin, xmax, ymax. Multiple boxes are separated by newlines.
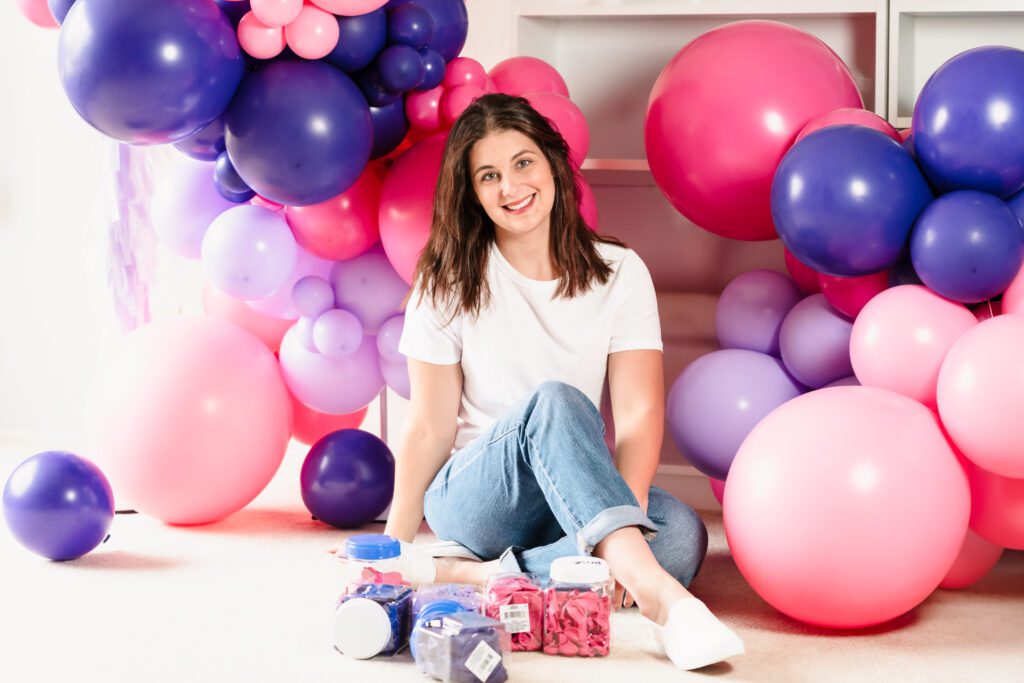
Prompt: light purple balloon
<box><xmin>779</xmin><ymin>294</ymin><xmax>854</xmax><ymax>389</ymax></box>
<box><xmin>246</xmin><ymin>244</ymin><xmax>335</xmax><ymax>320</ymax></box>
<box><xmin>294</xmin><ymin>316</ymin><xmax>317</xmax><ymax>352</ymax></box>
<box><xmin>716</xmin><ymin>269</ymin><xmax>803</xmax><ymax>356</ymax></box>
<box><xmin>331</xmin><ymin>244</ymin><xmax>411</xmax><ymax>334</ymax></box>
<box><xmin>292</xmin><ymin>276</ymin><xmax>334</xmax><ymax>319</ymax></box>
<box><xmin>376</xmin><ymin>314</ymin><xmax>405</xmax><ymax>363</ymax></box>
<box><xmin>201</xmin><ymin>205</ymin><xmax>298</xmax><ymax>299</ymax></box>
<box><xmin>380</xmin><ymin>356</ymin><xmax>410</xmax><ymax>399</ymax></box>
<box><xmin>312</xmin><ymin>308</ymin><xmax>364</xmax><ymax>358</ymax></box>
<box><xmin>152</xmin><ymin>157</ymin><xmax>234</xmax><ymax>259</ymax></box>
<box><xmin>279</xmin><ymin>326</ymin><xmax>384</xmax><ymax>415</ymax></box>
<box><xmin>667</xmin><ymin>349</ymin><xmax>804</xmax><ymax>480</ymax></box>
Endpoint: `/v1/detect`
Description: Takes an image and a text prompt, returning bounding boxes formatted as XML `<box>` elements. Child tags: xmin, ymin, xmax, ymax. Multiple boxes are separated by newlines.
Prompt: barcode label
<box><xmin>465</xmin><ymin>640</ymin><xmax>501</xmax><ymax>682</ymax></box>
<box><xmin>499</xmin><ymin>604</ymin><xmax>531</xmax><ymax>634</ymax></box>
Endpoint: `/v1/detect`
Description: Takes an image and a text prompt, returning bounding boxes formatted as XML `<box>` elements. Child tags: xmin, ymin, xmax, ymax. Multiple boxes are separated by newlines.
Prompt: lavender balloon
<box><xmin>151</xmin><ymin>157</ymin><xmax>233</xmax><ymax>259</ymax></box>
<box><xmin>201</xmin><ymin>205</ymin><xmax>297</xmax><ymax>299</ymax></box>
<box><xmin>779</xmin><ymin>294</ymin><xmax>854</xmax><ymax>389</ymax></box>
<box><xmin>667</xmin><ymin>349</ymin><xmax>804</xmax><ymax>480</ymax></box>
<box><xmin>716</xmin><ymin>270</ymin><xmax>803</xmax><ymax>356</ymax></box>
<box><xmin>313</xmin><ymin>309</ymin><xmax>364</xmax><ymax>358</ymax></box>
<box><xmin>292</xmin><ymin>276</ymin><xmax>335</xmax><ymax>319</ymax></box>
<box><xmin>331</xmin><ymin>245</ymin><xmax>411</xmax><ymax>334</ymax></box>
<box><xmin>279</xmin><ymin>326</ymin><xmax>384</xmax><ymax>414</ymax></box>
<box><xmin>377</xmin><ymin>314</ymin><xmax>406</xmax><ymax>363</ymax></box>
<box><xmin>294</xmin><ymin>316</ymin><xmax>318</xmax><ymax>352</ymax></box>
<box><xmin>247</xmin><ymin>244</ymin><xmax>335</xmax><ymax>320</ymax></box>
<box><xmin>380</xmin><ymin>356</ymin><xmax>410</xmax><ymax>399</ymax></box>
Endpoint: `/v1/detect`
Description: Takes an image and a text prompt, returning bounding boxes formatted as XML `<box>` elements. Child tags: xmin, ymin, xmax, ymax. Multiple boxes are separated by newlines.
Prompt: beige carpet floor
<box><xmin>2</xmin><ymin>438</ymin><xmax>1022</xmax><ymax>683</ymax></box>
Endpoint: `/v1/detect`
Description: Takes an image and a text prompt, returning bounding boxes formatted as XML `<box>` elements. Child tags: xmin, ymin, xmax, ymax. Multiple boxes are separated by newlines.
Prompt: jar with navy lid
<box><xmin>333</xmin><ymin>583</ymin><xmax>413</xmax><ymax>659</ymax></box>
<box><xmin>338</xmin><ymin>534</ymin><xmax>411</xmax><ymax>591</ymax></box>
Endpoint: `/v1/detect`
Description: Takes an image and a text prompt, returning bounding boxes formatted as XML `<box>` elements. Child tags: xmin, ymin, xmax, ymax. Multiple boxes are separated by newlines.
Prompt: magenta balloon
<box><xmin>939</xmin><ymin>528</ymin><xmax>1004</xmax><ymax>589</ymax></box>
<box><xmin>376</xmin><ymin>314</ymin><xmax>405</xmax><ymax>363</ymax></box>
<box><xmin>312</xmin><ymin>308</ymin><xmax>364</xmax><ymax>358</ymax></box>
<box><xmin>779</xmin><ymin>294</ymin><xmax>854</xmax><ymax>388</ymax></box>
<box><xmin>645</xmin><ymin>21</ymin><xmax>862</xmax><ymax>240</ymax></box>
<box><xmin>715</xmin><ymin>270</ymin><xmax>803</xmax><ymax>356</ymax></box>
<box><xmin>246</xmin><ymin>244</ymin><xmax>335</xmax><ymax>320</ymax></box>
<box><xmin>331</xmin><ymin>245</ymin><xmax>410</xmax><ymax>334</ymax></box>
<box><xmin>796</xmin><ymin>107</ymin><xmax>901</xmax><ymax>144</ymax></box>
<box><xmin>201</xmin><ymin>205</ymin><xmax>298</xmax><ymax>299</ymax></box>
<box><xmin>380</xmin><ymin>356</ymin><xmax>410</xmax><ymax>399</ymax></box>
<box><xmin>152</xmin><ymin>158</ymin><xmax>234</xmax><ymax>259</ymax></box>
<box><xmin>523</xmin><ymin>91</ymin><xmax>589</xmax><ymax>169</ymax></box>
<box><xmin>279</xmin><ymin>325</ymin><xmax>384</xmax><ymax>415</ymax></box>
<box><xmin>488</xmin><ymin>56</ymin><xmax>569</xmax><ymax>98</ymax></box>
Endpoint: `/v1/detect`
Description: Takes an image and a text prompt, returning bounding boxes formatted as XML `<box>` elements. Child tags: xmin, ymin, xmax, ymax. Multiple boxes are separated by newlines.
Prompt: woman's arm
<box><xmin>607</xmin><ymin>349</ymin><xmax>665</xmax><ymax>512</ymax></box>
<box><xmin>383</xmin><ymin>358</ymin><xmax>464</xmax><ymax>541</ymax></box>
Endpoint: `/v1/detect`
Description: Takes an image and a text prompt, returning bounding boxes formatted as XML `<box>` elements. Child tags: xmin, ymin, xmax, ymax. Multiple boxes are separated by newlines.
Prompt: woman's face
<box><xmin>468</xmin><ymin>128</ymin><xmax>556</xmax><ymax>241</ymax></box>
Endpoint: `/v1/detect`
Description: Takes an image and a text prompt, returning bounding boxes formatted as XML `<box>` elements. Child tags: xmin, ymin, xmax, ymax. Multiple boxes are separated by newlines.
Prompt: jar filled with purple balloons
<box><xmin>412</xmin><ymin>612</ymin><xmax>511</xmax><ymax>683</ymax></box>
<box><xmin>333</xmin><ymin>583</ymin><xmax>413</xmax><ymax>659</ymax></box>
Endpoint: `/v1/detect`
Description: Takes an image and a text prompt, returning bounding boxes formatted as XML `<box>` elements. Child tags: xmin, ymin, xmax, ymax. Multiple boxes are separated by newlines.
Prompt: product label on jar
<box><xmin>498</xmin><ymin>604</ymin><xmax>531</xmax><ymax>634</ymax></box>
<box><xmin>465</xmin><ymin>640</ymin><xmax>501</xmax><ymax>682</ymax></box>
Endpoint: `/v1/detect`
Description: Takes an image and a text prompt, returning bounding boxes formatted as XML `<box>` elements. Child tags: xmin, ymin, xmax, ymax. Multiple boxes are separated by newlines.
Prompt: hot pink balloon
<box><xmin>309</xmin><ymin>0</ymin><xmax>387</xmax><ymax>15</ymax></box>
<box><xmin>379</xmin><ymin>133</ymin><xmax>447</xmax><ymax>284</ymax></box>
<box><xmin>202</xmin><ymin>281</ymin><xmax>292</xmax><ymax>353</ymax></box>
<box><xmin>290</xmin><ymin>393</ymin><xmax>367</xmax><ymax>446</ymax></box>
<box><xmin>85</xmin><ymin>317</ymin><xmax>292</xmax><ymax>525</ymax></box>
<box><xmin>817</xmin><ymin>270</ymin><xmax>889</xmax><ymax>318</ymax></box>
<box><xmin>938</xmin><ymin>315</ymin><xmax>1024</xmax><ymax>479</ymax></box>
<box><xmin>645</xmin><ymin>21</ymin><xmax>863</xmax><ymax>241</ymax></box>
<box><xmin>441</xmin><ymin>84</ymin><xmax>484</xmax><ymax>127</ymax></box>
<box><xmin>285</xmin><ymin>166</ymin><xmax>381</xmax><ymax>261</ymax></box>
<box><xmin>489</xmin><ymin>56</ymin><xmax>569</xmax><ymax>98</ymax></box>
<box><xmin>252</xmin><ymin>195</ymin><xmax>285</xmax><ymax>212</ymax></box>
<box><xmin>524</xmin><ymin>91</ymin><xmax>590</xmax><ymax>169</ymax></box>
<box><xmin>959</xmin><ymin>453</ymin><xmax>1024</xmax><ymax>551</ymax></box>
<box><xmin>444</xmin><ymin>57</ymin><xmax>487</xmax><ymax>90</ymax></box>
<box><xmin>851</xmin><ymin>285</ymin><xmax>976</xmax><ymax>408</ymax></box>
<box><xmin>899</xmin><ymin>128</ymin><xmax>913</xmax><ymax>141</ymax></box>
<box><xmin>972</xmin><ymin>299</ymin><xmax>1001</xmax><ymax>322</ymax></box>
<box><xmin>238</xmin><ymin>12</ymin><xmax>286</xmax><ymax>60</ymax></box>
<box><xmin>406</xmin><ymin>86</ymin><xmax>444</xmax><ymax>131</ymax></box>
<box><xmin>939</xmin><ymin>529</ymin><xmax>1004</xmax><ymax>589</ymax></box>
<box><xmin>709</xmin><ymin>478</ymin><xmax>725</xmax><ymax>506</ymax></box>
<box><xmin>725</xmin><ymin>387</ymin><xmax>969</xmax><ymax>628</ymax></box>
<box><xmin>14</xmin><ymin>0</ymin><xmax>57</xmax><ymax>28</ymax></box>
<box><xmin>784</xmin><ymin>248</ymin><xmax>821</xmax><ymax>294</ymax></box>
<box><xmin>578</xmin><ymin>175</ymin><xmax>599</xmax><ymax>230</ymax></box>
<box><xmin>285</xmin><ymin>4</ymin><xmax>340</xmax><ymax>60</ymax></box>
<box><xmin>796</xmin><ymin>107</ymin><xmax>902</xmax><ymax>144</ymax></box>
<box><xmin>250</xmin><ymin>0</ymin><xmax>302</xmax><ymax>28</ymax></box>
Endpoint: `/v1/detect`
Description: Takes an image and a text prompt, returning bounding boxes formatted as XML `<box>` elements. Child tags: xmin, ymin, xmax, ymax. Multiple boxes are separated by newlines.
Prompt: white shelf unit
<box><xmin>888</xmin><ymin>0</ymin><xmax>1024</xmax><ymax>128</ymax></box>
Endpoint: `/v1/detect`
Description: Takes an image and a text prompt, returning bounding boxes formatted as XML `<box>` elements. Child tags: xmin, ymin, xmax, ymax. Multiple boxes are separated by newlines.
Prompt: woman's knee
<box><xmin>649</xmin><ymin>491</ymin><xmax>709</xmax><ymax>587</ymax></box>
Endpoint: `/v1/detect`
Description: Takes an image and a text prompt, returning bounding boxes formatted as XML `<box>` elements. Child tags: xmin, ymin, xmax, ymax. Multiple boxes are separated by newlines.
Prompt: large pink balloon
<box><xmin>939</xmin><ymin>529</ymin><xmax>1004</xmax><ymax>589</ymax></box>
<box><xmin>850</xmin><ymin>285</ymin><xmax>976</xmax><ymax>408</ymax></box>
<box><xmin>645</xmin><ymin>21</ymin><xmax>862</xmax><ymax>241</ymax></box>
<box><xmin>285</xmin><ymin>166</ymin><xmax>382</xmax><ymax>261</ymax></box>
<box><xmin>379</xmin><ymin>133</ymin><xmax>447</xmax><ymax>284</ymax></box>
<box><xmin>488</xmin><ymin>56</ymin><xmax>569</xmax><ymax>98</ymax></box>
<box><xmin>14</xmin><ymin>0</ymin><xmax>58</xmax><ymax>28</ymax></box>
<box><xmin>201</xmin><ymin>281</ymin><xmax>292</xmax><ymax>353</ymax></box>
<box><xmin>524</xmin><ymin>91</ymin><xmax>590</xmax><ymax>169</ymax></box>
<box><xmin>725</xmin><ymin>387</ymin><xmax>969</xmax><ymax>628</ymax></box>
<box><xmin>938</xmin><ymin>315</ymin><xmax>1024</xmax><ymax>479</ymax></box>
<box><xmin>795</xmin><ymin>107</ymin><xmax>902</xmax><ymax>144</ymax></box>
<box><xmin>86</xmin><ymin>317</ymin><xmax>292</xmax><ymax>525</ymax></box>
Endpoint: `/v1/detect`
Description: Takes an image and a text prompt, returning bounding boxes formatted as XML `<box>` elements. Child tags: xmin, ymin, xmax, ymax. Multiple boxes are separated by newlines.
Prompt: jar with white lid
<box><xmin>542</xmin><ymin>556</ymin><xmax>613</xmax><ymax>657</ymax></box>
<box><xmin>333</xmin><ymin>583</ymin><xmax>413</xmax><ymax>659</ymax></box>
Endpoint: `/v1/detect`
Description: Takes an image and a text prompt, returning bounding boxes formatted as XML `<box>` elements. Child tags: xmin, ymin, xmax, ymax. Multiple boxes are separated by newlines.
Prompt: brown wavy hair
<box><xmin>410</xmin><ymin>93</ymin><xmax>625</xmax><ymax>318</ymax></box>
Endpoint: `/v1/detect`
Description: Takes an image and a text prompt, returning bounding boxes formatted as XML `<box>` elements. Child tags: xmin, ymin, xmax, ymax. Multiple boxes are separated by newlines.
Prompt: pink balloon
<box><xmin>246</xmin><ymin>244</ymin><xmax>335</xmax><ymax>320</ymax></box>
<box><xmin>489</xmin><ymin>56</ymin><xmax>570</xmax><ymax>98</ymax></box>
<box><xmin>290</xmin><ymin>393</ymin><xmax>367</xmax><ymax>446</ymax></box>
<box><xmin>285</xmin><ymin>166</ymin><xmax>381</xmax><ymax>261</ymax></box>
<box><xmin>899</xmin><ymin>128</ymin><xmax>913</xmax><ymax>141</ymax></box>
<box><xmin>851</xmin><ymin>285</ymin><xmax>976</xmax><ymax>408</ymax></box>
<box><xmin>309</xmin><ymin>0</ymin><xmax>387</xmax><ymax>15</ymax></box>
<box><xmin>278</xmin><ymin>327</ymin><xmax>384</xmax><ymax>414</ymax></box>
<box><xmin>578</xmin><ymin>176</ymin><xmax>599</xmax><ymax>230</ymax></box>
<box><xmin>784</xmin><ymin>248</ymin><xmax>821</xmax><ymax>294</ymax></box>
<box><xmin>939</xmin><ymin>528</ymin><xmax>1004</xmax><ymax>589</ymax></box>
<box><xmin>645</xmin><ymin>21</ymin><xmax>862</xmax><ymax>241</ymax></box>
<box><xmin>938</xmin><ymin>315</ymin><xmax>1024</xmax><ymax>479</ymax></box>
<box><xmin>818</xmin><ymin>270</ymin><xmax>889</xmax><ymax>318</ymax></box>
<box><xmin>379</xmin><ymin>133</ymin><xmax>446</xmax><ymax>284</ymax></box>
<box><xmin>406</xmin><ymin>86</ymin><xmax>444</xmax><ymax>131</ymax></box>
<box><xmin>1002</xmin><ymin>262</ymin><xmax>1024</xmax><ymax>314</ymax></box>
<box><xmin>285</xmin><ymin>4</ymin><xmax>340</xmax><ymax>60</ymax></box>
<box><xmin>238</xmin><ymin>12</ymin><xmax>286</xmax><ymax>60</ymax></box>
<box><xmin>14</xmin><ymin>0</ymin><xmax>57</xmax><ymax>28</ymax></box>
<box><xmin>202</xmin><ymin>281</ymin><xmax>292</xmax><ymax>353</ymax></box>
<box><xmin>524</xmin><ymin>91</ymin><xmax>590</xmax><ymax>169</ymax></box>
<box><xmin>725</xmin><ymin>387</ymin><xmax>969</xmax><ymax>628</ymax></box>
<box><xmin>708</xmin><ymin>478</ymin><xmax>725</xmax><ymax>505</ymax></box>
<box><xmin>85</xmin><ymin>317</ymin><xmax>292</xmax><ymax>525</ymax></box>
<box><xmin>252</xmin><ymin>194</ymin><xmax>286</xmax><ymax>212</ymax></box>
<box><xmin>959</xmin><ymin>453</ymin><xmax>1024</xmax><ymax>550</ymax></box>
<box><xmin>443</xmin><ymin>57</ymin><xmax>487</xmax><ymax>90</ymax></box>
<box><xmin>795</xmin><ymin>107</ymin><xmax>902</xmax><ymax>144</ymax></box>
<box><xmin>250</xmin><ymin>0</ymin><xmax>302</xmax><ymax>28</ymax></box>
<box><xmin>441</xmin><ymin>84</ymin><xmax>485</xmax><ymax>127</ymax></box>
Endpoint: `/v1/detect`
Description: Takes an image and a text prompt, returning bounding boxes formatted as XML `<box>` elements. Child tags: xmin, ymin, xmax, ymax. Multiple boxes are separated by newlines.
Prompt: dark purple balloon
<box><xmin>370</xmin><ymin>98</ymin><xmax>409</xmax><ymax>159</ymax></box>
<box><xmin>214</xmin><ymin>151</ymin><xmax>255</xmax><ymax>203</ymax></box>
<box><xmin>47</xmin><ymin>0</ymin><xmax>76</xmax><ymax>23</ymax></box>
<box><xmin>388</xmin><ymin>3</ymin><xmax>433</xmax><ymax>48</ymax></box>
<box><xmin>1008</xmin><ymin>187</ymin><xmax>1024</xmax><ymax>227</ymax></box>
<box><xmin>225</xmin><ymin>60</ymin><xmax>372</xmax><ymax>206</ymax></box>
<box><xmin>910</xmin><ymin>190</ymin><xmax>1024</xmax><ymax>303</ymax></box>
<box><xmin>214</xmin><ymin>0</ymin><xmax>249</xmax><ymax>27</ymax></box>
<box><xmin>57</xmin><ymin>0</ymin><xmax>244</xmax><ymax>145</ymax></box>
<box><xmin>325</xmin><ymin>8</ymin><xmax>387</xmax><ymax>73</ymax></box>
<box><xmin>3</xmin><ymin>451</ymin><xmax>114</xmax><ymax>561</ymax></box>
<box><xmin>386</xmin><ymin>0</ymin><xmax>467</xmax><ymax>62</ymax></box>
<box><xmin>912</xmin><ymin>47</ymin><xmax>1024</xmax><ymax>197</ymax></box>
<box><xmin>357</xmin><ymin>66</ymin><xmax>403</xmax><ymax>107</ymax></box>
<box><xmin>173</xmin><ymin>115</ymin><xmax>226</xmax><ymax>161</ymax></box>
<box><xmin>300</xmin><ymin>429</ymin><xmax>395</xmax><ymax>528</ymax></box>
<box><xmin>377</xmin><ymin>44</ymin><xmax>426</xmax><ymax>92</ymax></box>
<box><xmin>772</xmin><ymin>125</ymin><xmax>933</xmax><ymax>277</ymax></box>
<box><xmin>417</xmin><ymin>47</ymin><xmax>446</xmax><ymax>90</ymax></box>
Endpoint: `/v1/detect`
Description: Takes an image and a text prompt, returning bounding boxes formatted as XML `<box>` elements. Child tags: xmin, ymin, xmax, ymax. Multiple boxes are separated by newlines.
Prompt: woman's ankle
<box><xmin>632</xmin><ymin>576</ymin><xmax>692</xmax><ymax>625</ymax></box>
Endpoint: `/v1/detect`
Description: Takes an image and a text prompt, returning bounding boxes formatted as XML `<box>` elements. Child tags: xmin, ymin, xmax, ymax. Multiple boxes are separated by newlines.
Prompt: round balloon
<box><xmin>488</xmin><ymin>56</ymin><xmax>569</xmax><ymax>98</ymax></box>
<box><xmin>330</xmin><ymin>245</ymin><xmax>411</xmax><ymax>334</ymax></box>
<box><xmin>279</xmin><ymin>326</ymin><xmax>385</xmax><ymax>414</ymax></box>
<box><xmin>290</xmin><ymin>395</ymin><xmax>367</xmax><ymax>446</ymax></box>
<box><xmin>779</xmin><ymin>294</ymin><xmax>854</xmax><ymax>389</ymax></box>
<box><xmin>817</xmin><ymin>270</ymin><xmax>889</xmax><ymax>319</ymax></box>
<box><xmin>300</xmin><ymin>429</ymin><xmax>394</xmax><ymax>528</ymax></box>
<box><xmin>715</xmin><ymin>270</ymin><xmax>802</xmax><ymax>356</ymax></box>
<box><xmin>202</xmin><ymin>281</ymin><xmax>292</xmax><ymax>353</ymax></box>
<box><xmin>151</xmin><ymin>157</ymin><xmax>234</xmax><ymax>260</ymax></box>
<box><xmin>285</xmin><ymin>166</ymin><xmax>382</xmax><ymax>261</ymax></box>
<box><xmin>939</xmin><ymin>529</ymin><xmax>1004</xmax><ymax>590</ymax></box>
<box><xmin>324</xmin><ymin>8</ymin><xmax>386</xmax><ymax>72</ymax></box>
<box><xmin>795</xmin><ymin>107</ymin><xmax>901</xmax><ymax>144</ymax></box>
<box><xmin>959</xmin><ymin>452</ymin><xmax>1024</xmax><ymax>550</ymax></box>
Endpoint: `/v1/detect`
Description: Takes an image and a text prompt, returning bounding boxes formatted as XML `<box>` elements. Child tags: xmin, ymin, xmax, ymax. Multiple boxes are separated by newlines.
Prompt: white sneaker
<box><xmin>648</xmin><ymin>598</ymin><xmax>745</xmax><ymax>670</ymax></box>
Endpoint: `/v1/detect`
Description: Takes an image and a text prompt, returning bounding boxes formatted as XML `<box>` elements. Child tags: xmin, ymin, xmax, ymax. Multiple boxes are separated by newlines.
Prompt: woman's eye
<box><xmin>482</xmin><ymin>172</ymin><xmax>497</xmax><ymax>182</ymax></box>
<box><xmin>517</xmin><ymin>158</ymin><xmax>532</xmax><ymax>168</ymax></box>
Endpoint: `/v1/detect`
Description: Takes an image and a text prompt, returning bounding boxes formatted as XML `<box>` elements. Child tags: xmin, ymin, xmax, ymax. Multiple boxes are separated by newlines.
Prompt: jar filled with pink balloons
<box><xmin>482</xmin><ymin>572</ymin><xmax>544</xmax><ymax>651</ymax></box>
<box><xmin>542</xmin><ymin>557</ymin><xmax>613</xmax><ymax>657</ymax></box>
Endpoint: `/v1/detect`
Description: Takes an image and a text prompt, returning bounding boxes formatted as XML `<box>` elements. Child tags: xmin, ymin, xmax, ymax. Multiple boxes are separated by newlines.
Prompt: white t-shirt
<box><xmin>399</xmin><ymin>241</ymin><xmax>663</xmax><ymax>451</ymax></box>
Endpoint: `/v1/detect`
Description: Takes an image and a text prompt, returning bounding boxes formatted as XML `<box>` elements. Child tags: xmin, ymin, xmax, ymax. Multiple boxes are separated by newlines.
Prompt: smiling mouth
<box><xmin>502</xmin><ymin>194</ymin><xmax>536</xmax><ymax>213</ymax></box>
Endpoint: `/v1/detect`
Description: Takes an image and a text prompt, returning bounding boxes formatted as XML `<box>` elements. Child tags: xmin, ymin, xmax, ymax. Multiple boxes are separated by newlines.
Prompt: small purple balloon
<box><xmin>716</xmin><ymin>270</ymin><xmax>803</xmax><ymax>356</ymax></box>
<box><xmin>246</xmin><ymin>244</ymin><xmax>335</xmax><ymax>320</ymax></box>
<box><xmin>667</xmin><ymin>349</ymin><xmax>804</xmax><ymax>480</ymax></box>
<box><xmin>292</xmin><ymin>276</ymin><xmax>335</xmax><ymax>319</ymax></box>
<box><xmin>313</xmin><ymin>308</ymin><xmax>365</xmax><ymax>358</ymax></box>
<box><xmin>294</xmin><ymin>317</ymin><xmax>318</xmax><ymax>352</ymax></box>
<box><xmin>331</xmin><ymin>245</ymin><xmax>411</xmax><ymax>334</ymax></box>
<box><xmin>376</xmin><ymin>314</ymin><xmax>406</xmax><ymax>363</ymax></box>
<box><xmin>380</xmin><ymin>356</ymin><xmax>410</xmax><ymax>399</ymax></box>
<box><xmin>151</xmin><ymin>157</ymin><xmax>234</xmax><ymax>260</ymax></box>
<box><xmin>779</xmin><ymin>294</ymin><xmax>854</xmax><ymax>389</ymax></box>
<box><xmin>201</xmin><ymin>205</ymin><xmax>298</xmax><ymax>299</ymax></box>
<box><xmin>279</xmin><ymin>326</ymin><xmax>385</xmax><ymax>414</ymax></box>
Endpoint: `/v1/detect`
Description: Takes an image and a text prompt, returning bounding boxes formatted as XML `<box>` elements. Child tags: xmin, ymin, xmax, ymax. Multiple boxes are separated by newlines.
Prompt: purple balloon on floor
<box><xmin>301</xmin><ymin>429</ymin><xmax>395</xmax><ymax>528</ymax></box>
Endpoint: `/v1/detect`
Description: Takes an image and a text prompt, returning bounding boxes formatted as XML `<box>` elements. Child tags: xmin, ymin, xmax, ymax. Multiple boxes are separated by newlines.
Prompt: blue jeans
<box><xmin>423</xmin><ymin>381</ymin><xmax>708</xmax><ymax>585</ymax></box>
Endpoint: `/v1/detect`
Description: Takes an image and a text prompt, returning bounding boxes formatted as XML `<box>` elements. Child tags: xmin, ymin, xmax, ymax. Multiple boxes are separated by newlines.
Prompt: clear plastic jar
<box><xmin>412</xmin><ymin>612</ymin><xmax>511</xmax><ymax>683</ymax></box>
<box><xmin>413</xmin><ymin>583</ymin><xmax>483</xmax><ymax>619</ymax></box>
<box><xmin>482</xmin><ymin>572</ymin><xmax>543</xmax><ymax>652</ymax></box>
<box><xmin>333</xmin><ymin>583</ymin><xmax>413</xmax><ymax>659</ymax></box>
<box><xmin>338</xmin><ymin>534</ymin><xmax>411</xmax><ymax>591</ymax></box>
<box><xmin>542</xmin><ymin>557</ymin><xmax>613</xmax><ymax>657</ymax></box>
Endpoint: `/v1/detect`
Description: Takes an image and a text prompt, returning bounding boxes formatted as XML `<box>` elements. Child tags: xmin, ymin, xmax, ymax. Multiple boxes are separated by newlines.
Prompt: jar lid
<box><xmin>345</xmin><ymin>534</ymin><xmax>401</xmax><ymax>560</ymax></box>
<box><xmin>333</xmin><ymin>598</ymin><xmax>392</xmax><ymax>659</ymax></box>
<box><xmin>549</xmin><ymin>556</ymin><xmax>610</xmax><ymax>584</ymax></box>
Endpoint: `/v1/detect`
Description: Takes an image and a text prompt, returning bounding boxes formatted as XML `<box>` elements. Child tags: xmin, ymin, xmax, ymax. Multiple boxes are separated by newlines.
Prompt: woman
<box><xmin>385</xmin><ymin>93</ymin><xmax>744</xmax><ymax>670</ymax></box>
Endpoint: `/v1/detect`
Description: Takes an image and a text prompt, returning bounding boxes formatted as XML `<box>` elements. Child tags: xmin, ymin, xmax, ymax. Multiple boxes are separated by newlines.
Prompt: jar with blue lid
<box><xmin>338</xmin><ymin>534</ymin><xmax>411</xmax><ymax>590</ymax></box>
<box><xmin>411</xmin><ymin>612</ymin><xmax>511</xmax><ymax>683</ymax></box>
<box><xmin>333</xmin><ymin>583</ymin><xmax>413</xmax><ymax>659</ymax></box>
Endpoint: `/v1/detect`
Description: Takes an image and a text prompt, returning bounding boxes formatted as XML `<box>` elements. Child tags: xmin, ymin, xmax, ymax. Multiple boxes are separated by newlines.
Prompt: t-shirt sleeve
<box><xmin>609</xmin><ymin>250</ymin><xmax>663</xmax><ymax>353</ymax></box>
<box><xmin>399</xmin><ymin>286</ymin><xmax>463</xmax><ymax>365</ymax></box>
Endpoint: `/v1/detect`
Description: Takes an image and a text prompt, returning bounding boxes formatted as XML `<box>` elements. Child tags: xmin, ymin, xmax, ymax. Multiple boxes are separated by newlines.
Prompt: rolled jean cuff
<box><xmin>576</xmin><ymin>505</ymin><xmax>658</xmax><ymax>554</ymax></box>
